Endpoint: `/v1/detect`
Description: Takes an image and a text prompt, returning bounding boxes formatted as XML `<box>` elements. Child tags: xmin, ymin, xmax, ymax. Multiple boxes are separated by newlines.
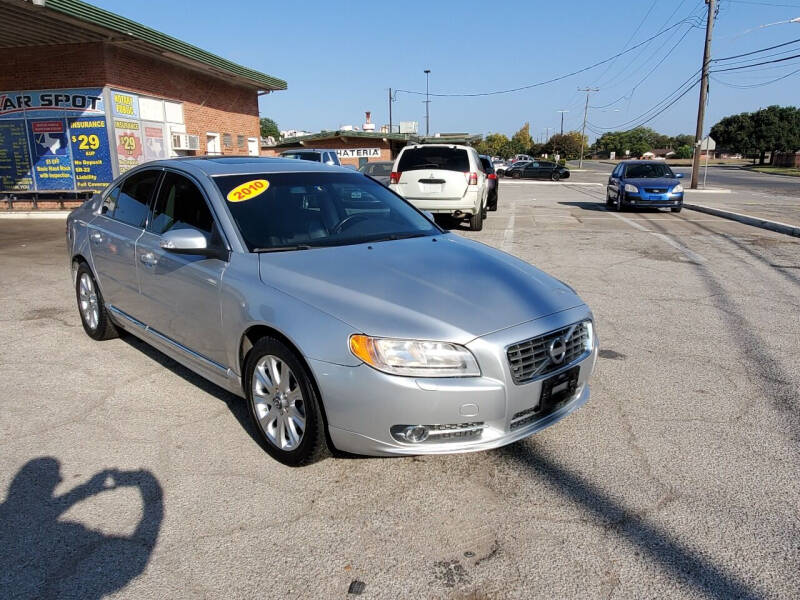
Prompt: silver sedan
<box><xmin>67</xmin><ymin>157</ymin><xmax>597</xmax><ymax>465</ymax></box>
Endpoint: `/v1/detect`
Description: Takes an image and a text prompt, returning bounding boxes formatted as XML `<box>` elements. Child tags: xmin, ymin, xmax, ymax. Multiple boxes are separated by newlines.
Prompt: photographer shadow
<box><xmin>0</xmin><ymin>457</ymin><xmax>163</xmax><ymax>599</ymax></box>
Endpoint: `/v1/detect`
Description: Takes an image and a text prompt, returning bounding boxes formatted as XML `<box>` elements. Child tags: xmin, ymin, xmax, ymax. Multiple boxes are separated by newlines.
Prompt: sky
<box><xmin>88</xmin><ymin>0</ymin><xmax>800</xmax><ymax>141</ymax></box>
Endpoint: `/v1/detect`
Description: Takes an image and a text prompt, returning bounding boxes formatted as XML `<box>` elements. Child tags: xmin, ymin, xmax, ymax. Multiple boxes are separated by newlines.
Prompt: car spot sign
<box><xmin>227</xmin><ymin>179</ymin><xmax>269</xmax><ymax>202</ymax></box>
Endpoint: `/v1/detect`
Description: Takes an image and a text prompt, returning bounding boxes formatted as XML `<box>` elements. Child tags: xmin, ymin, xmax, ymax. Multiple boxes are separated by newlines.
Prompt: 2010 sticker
<box><xmin>227</xmin><ymin>179</ymin><xmax>269</xmax><ymax>202</ymax></box>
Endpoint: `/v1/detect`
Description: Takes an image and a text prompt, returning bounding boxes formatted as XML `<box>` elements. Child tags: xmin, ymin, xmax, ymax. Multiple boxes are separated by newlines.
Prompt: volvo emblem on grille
<box><xmin>548</xmin><ymin>337</ymin><xmax>567</xmax><ymax>364</ymax></box>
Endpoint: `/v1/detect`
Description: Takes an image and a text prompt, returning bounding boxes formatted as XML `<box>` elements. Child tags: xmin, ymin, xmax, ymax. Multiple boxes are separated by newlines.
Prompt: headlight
<box><xmin>624</xmin><ymin>183</ymin><xmax>639</xmax><ymax>193</ymax></box>
<box><xmin>672</xmin><ymin>184</ymin><xmax>683</xmax><ymax>193</ymax></box>
<box><xmin>349</xmin><ymin>335</ymin><xmax>480</xmax><ymax>377</ymax></box>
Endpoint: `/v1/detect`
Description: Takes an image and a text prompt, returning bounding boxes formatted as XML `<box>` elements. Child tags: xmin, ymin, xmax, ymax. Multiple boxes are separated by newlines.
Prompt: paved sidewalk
<box><xmin>682</xmin><ymin>190</ymin><xmax>800</xmax><ymax>229</ymax></box>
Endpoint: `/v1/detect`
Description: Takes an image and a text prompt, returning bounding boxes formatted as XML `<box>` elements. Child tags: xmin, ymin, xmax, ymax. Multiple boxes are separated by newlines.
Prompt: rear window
<box><xmin>397</xmin><ymin>147</ymin><xmax>470</xmax><ymax>172</ymax></box>
<box><xmin>364</xmin><ymin>163</ymin><xmax>392</xmax><ymax>176</ymax></box>
<box><xmin>282</xmin><ymin>152</ymin><xmax>321</xmax><ymax>162</ymax></box>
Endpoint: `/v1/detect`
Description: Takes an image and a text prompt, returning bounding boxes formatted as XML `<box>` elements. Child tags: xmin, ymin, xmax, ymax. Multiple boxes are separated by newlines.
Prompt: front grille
<box><xmin>644</xmin><ymin>188</ymin><xmax>667</xmax><ymax>193</ymax></box>
<box><xmin>506</xmin><ymin>321</ymin><xmax>590</xmax><ymax>384</ymax></box>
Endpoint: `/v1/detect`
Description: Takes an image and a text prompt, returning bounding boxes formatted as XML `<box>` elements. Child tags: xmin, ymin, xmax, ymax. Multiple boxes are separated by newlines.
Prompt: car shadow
<box><xmin>119</xmin><ymin>334</ymin><xmax>264</xmax><ymax>449</ymax></box>
<box><xmin>0</xmin><ymin>457</ymin><xmax>163</xmax><ymax>599</ymax></box>
<box><xmin>496</xmin><ymin>442</ymin><xmax>763</xmax><ymax>600</ymax></box>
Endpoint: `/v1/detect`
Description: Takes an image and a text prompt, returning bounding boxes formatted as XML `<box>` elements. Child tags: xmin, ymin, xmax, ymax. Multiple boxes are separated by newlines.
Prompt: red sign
<box><xmin>31</xmin><ymin>120</ymin><xmax>64</xmax><ymax>133</ymax></box>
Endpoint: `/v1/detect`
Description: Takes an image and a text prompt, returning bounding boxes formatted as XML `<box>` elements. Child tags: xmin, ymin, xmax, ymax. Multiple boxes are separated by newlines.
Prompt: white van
<box><xmin>389</xmin><ymin>144</ymin><xmax>489</xmax><ymax>231</ymax></box>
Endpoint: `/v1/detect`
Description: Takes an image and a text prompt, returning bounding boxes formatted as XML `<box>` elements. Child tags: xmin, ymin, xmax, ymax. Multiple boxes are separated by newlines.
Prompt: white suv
<box><xmin>389</xmin><ymin>144</ymin><xmax>489</xmax><ymax>231</ymax></box>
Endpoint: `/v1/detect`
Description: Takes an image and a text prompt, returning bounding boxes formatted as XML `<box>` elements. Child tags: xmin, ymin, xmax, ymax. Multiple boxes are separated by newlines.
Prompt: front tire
<box><xmin>245</xmin><ymin>337</ymin><xmax>328</xmax><ymax>466</ymax></box>
<box><xmin>551</xmin><ymin>171</ymin><xmax>561</xmax><ymax>182</ymax></box>
<box><xmin>511</xmin><ymin>171</ymin><xmax>521</xmax><ymax>179</ymax></box>
<box><xmin>671</xmin><ymin>205</ymin><xmax>682</xmax><ymax>213</ymax></box>
<box><xmin>75</xmin><ymin>263</ymin><xmax>118</xmax><ymax>341</ymax></box>
<box><xmin>469</xmin><ymin>207</ymin><xmax>484</xmax><ymax>231</ymax></box>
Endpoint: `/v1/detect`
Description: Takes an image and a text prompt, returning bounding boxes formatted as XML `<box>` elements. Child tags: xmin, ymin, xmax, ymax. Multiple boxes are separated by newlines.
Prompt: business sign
<box><xmin>114</xmin><ymin>119</ymin><xmax>144</xmax><ymax>174</ymax></box>
<box><xmin>0</xmin><ymin>120</ymin><xmax>34</xmax><ymax>191</ymax></box>
<box><xmin>142</xmin><ymin>122</ymin><xmax>167</xmax><ymax>161</ymax></box>
<box><xmin>111</xmin><ymin>90</ymin><xmax>139</xmax><ymax>119</ymax></box>
<box><xmin>0</xmin><ymin>88</ymin><xmax>112</xmax><ymax>193</ymax></box>
<box><xmin>336</xmin><ymin>148</ymin><xmax>381</xmax><ymax>159</ymax></box>
<box><xmin>69</xmin><ymin>116</ymin><xmax>113</xmax><ymax>190</ymax></box>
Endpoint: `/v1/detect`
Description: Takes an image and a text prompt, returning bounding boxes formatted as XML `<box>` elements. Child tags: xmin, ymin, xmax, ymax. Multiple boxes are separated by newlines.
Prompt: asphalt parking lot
<box><xmin>1</xmin><ymin>173</ymin><xmax>799</xmax><ymax>598</ymax></box>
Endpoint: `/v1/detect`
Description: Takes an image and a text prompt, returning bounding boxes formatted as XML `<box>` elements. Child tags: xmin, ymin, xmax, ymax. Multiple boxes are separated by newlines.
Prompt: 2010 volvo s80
<box><xmin>67</xmin><ymin>157</ymin><xmax>597</xmax><ymax>465</ymax></box>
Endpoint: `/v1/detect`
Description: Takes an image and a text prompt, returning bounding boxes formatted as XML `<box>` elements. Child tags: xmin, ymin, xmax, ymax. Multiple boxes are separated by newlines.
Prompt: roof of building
<box><xmin>269</xmin><ymin>130</ymin><xmax>483</xmax><ymax>148</ymax></box>
<box><xmin>0</xmin><ymin>0</ymin><xmax>286</xmax><ymax>91</ymax></box>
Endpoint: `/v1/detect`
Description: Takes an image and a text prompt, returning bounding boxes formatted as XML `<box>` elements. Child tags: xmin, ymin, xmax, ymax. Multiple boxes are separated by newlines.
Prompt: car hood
<box><xmin>258</xmin><ymin>234</ymin><xmax>584</xmax><ymax>343</ymax></box>
<box><xmin>625</xmin><ymin>177</ymin><xmax>679</xmax><ymax>188</ymax></box>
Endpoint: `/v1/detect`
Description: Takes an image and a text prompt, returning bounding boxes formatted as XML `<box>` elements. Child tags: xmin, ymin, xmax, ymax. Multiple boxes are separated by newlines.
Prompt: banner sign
<box><xmin>69</xmin><ymin>116</ymin><xmax>114</xmax><ymax>190</ymax></box>
<box><xmin>335</xmin><ymin>148</ymin><xmax>381</xmax><ymax>159</ymax></box>
<box><xmin>114</xmin><ymin>119</ymin><xmax>144</xmax><ymax>174</ymax></box>
<box><xmin>112</xmin><ymin>90</ymin><xmax>139</xmax><ymax>119</ymax></box>
<box><xmin>142</xmin><ymin>122</ymin><xmax>167</xmax><ymax>161</ymax></box>
<box><xmin>0</xmin><ymin>88</ymin><xmax>111</xmax><ymax>193</ymax></box>
<box><xmin>0</xmin><ymin>120</ymin><xmax>34</xmax><ymax>191</ymax></box>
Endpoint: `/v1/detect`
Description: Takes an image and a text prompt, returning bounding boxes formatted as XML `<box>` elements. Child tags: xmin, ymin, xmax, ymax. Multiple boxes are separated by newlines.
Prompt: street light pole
<box><xmin>424</xmin><ymin>69</ymin><xmax>431</xmax><ymax>136</ymax></box>
<box><xmin>558</xmin><ymin>110</ymin><xmax>568</xmax><ymax>135</ymax></box>
<box><xmin>388</xmin><ymin>88</ymin><xmax>393</xmax><ymax>134</ymax></box>
<box><xmin>691</xmin><ymin>0</ymin><xmax>716</xmax><ymax>190</ymax></box>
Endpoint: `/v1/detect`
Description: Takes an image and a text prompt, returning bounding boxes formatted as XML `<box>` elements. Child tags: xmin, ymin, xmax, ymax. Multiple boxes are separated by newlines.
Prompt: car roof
<box><xmin>402</xmin><ymin>144</ymin><xmax>473</xmax><ymax>150</ymax></box>
<box><xmin>619</xmin><ymin>160</ymin><xmax>670</xmax><ymax>165</ymax></box>
<box><xmin>142</xmin><ymin>156</ymin><xmax>348</xmax><ymax>176</ymax></box>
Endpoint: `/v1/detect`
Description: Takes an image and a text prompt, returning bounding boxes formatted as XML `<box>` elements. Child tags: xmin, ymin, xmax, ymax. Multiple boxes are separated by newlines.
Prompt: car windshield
<box><xmin>625</xmin><ymin>163</ymin><xmax>675</xmax><ymax>178</ymax></box>
<box><xmin>397</xmin><ymin>147</ymin><xmax>470</xmax><ymax>172</ymax></box>
<box><xmin>282</xmin><ymin>152</ymin><xmax>320</xmax><ymax>162</ymax></box>
<box><xmin>214</xmin><ymin>171</ymin><xmax>439</xmax><ymax>251</ymax></box>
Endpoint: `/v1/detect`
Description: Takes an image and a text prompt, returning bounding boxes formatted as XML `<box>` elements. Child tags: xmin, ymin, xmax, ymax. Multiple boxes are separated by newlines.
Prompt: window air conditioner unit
<box><xmin>171</xmin><ymin>133</ymin><xmax>200</xmax><ymax>150</ymax></box>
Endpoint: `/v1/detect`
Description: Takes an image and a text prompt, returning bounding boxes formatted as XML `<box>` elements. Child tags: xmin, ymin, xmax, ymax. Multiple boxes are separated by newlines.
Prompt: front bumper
<box><xmin>623</xmin><ymin>192</ymin><xmax>683</xmax><ymax>208</ymax></box>
<box><xmin>309</xmin><ymin>305</ymin><xmax>597</xmax><ymax>456</ymax></box>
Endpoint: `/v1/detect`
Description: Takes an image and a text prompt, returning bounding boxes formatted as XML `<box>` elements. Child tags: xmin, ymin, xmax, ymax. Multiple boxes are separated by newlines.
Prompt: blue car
<box><xmin>606</xmin><ymin>160</ymin><xmax>684</xmax><ymax>213</ymax></box>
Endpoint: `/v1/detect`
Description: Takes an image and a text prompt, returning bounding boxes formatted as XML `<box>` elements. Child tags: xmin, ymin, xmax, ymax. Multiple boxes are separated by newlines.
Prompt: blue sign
<box><xmin>27</xmin><ymin>119</ymin><xmax>75</xmax><ymax>191</ymax></box>
<box><xmin>0</xmin><ymin>120</ymin><xmax>33</xmax><ymax>191</ymax></box>
<box><xmin>0</xmin><ymin>88</ymin><xmax>104</xmax><ymax>120</ymax></box>
<box><xmin>68</xmin><ymin>116</ymin><xmax>113</xmax><ymax>192</ymax></box>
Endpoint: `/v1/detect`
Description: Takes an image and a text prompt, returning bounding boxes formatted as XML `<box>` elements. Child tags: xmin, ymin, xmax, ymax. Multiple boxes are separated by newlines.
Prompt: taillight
<box><xmin>467</xmin><ymin>172</ymin><xmax>478</xmax><ymax>185</ymax></box>
<box><xmin>390</xmin><ymin>172</ymin><xmax>401</xmax><ymax>184</ymax></box>
<box><xmin>488</xmin><ymin>173</ymin><xmax>497</xmax><ymax>180</ymax></box>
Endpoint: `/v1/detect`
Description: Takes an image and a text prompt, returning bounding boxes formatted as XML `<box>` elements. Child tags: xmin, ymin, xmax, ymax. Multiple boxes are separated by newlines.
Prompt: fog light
<box><xmin>404</xmin><ymin>425</ymin><xmax>429</xmax><ymax>443</ymax></box>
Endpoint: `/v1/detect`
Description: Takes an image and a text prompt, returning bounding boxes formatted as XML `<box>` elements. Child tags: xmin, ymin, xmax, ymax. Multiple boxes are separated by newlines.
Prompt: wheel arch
<box><xmin>238</xmin><ymin>323</ymin><xmax>334</xmax><ymax>446</ymax></box>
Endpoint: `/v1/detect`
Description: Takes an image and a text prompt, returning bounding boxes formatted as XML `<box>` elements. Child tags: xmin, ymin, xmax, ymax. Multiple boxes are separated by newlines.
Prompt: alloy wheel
<box><xmin>78</xmin><ymin>273</ymin><xmax>99</xmax><ymax>330</ymax></box>
<box><xmin>252</xmin><ymin>355</ymin><xmax>306</xmax><ymax>451</ymax></box>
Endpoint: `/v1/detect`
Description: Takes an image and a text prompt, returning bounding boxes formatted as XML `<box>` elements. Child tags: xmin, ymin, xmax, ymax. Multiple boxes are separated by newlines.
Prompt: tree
<box><xmin>670</xmin><ymin>134</ymin><xmax>695</xmax><ymax>148</ymax></box>
<box><xmin>475</xmin><ymin>133</ymin><xmax>513</xmax><ymax>158</ymax></box>
<box><xmin>259</xmin><ymin>117</ymin><xmax>280</xmax><ymax>140</ymax></box>
<box><xmin>675</xmin><ymin>145</ymin><xmax>693</xmax><ymax>159</ymax></box>
<box><xmin>511</xmin><ymin>123</ymin><xmax>533</xmax><ymax>153</ymax></box>
<box><xmin>542</xmin><ymin>131</ymin><xmax>585</xmax><ymax>160</ymax></box>
<box><xmin>710</xmin><ymin>106</ymin><xmax>800</xmax><ymax>164</ymax></box>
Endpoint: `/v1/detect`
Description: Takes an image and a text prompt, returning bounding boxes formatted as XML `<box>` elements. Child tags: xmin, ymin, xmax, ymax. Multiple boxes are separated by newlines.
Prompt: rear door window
<box><xmin>283</xmin><ymin>152</ymin><xmax>321</xmax><ymax>162</ymax></box>
<box><xmin>112</xmin><ymin>169</ymin><xmax>160</xmax><ymax>228</ymax></box>
<box><xmin>397</xmin><ymin>147</ymin><xmax>470</xmax><ymax>172</ymax></box>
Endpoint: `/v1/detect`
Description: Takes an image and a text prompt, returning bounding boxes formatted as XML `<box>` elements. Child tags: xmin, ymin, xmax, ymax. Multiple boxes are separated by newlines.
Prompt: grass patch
<box><xmin>746</xmin><ymin>165</ymin><xmax>800</xmax><ymax>177</ymax></box>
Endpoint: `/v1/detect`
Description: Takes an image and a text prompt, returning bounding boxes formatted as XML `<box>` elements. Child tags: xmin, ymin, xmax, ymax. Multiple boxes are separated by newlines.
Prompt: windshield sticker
<box><xmin>227</xmin><ymin>179</ymin><xmax>269</xmax><ymax>202</ymax></box>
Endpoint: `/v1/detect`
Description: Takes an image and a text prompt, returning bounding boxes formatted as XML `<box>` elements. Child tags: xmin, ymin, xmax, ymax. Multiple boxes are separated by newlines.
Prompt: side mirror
<box><xmin>423</xmin><ymin>210</ymin><xmax>435</xmax><ymax>221</ymax></box>
<box><xmin>675</xmin><ymin>173</ymin><xmax>684</xmax><ymax>179</ymax></box>
<box><xmin>160</xmin><ymin>228</ymin><xmax>228</xmax><ymax>260</ymax></box>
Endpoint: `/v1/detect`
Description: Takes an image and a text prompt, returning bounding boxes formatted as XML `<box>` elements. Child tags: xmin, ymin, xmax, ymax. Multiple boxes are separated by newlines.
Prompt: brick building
<box><xmin>0</xmin><ymin>0</ymin><xmax>285</xmax><ymax>208</ymax></box>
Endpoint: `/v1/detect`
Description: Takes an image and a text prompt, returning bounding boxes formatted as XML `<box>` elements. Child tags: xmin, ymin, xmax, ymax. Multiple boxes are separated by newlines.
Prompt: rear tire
<box><xmin>469</xmin><ymin>208</ymin><xmax>484</xmax><ymax>231</ymax></box>
<box><xmin>551</xmin><ymin>172</ymin><xmax>561</xmax><ymax>182</ymax></box>
<box><xmin>244</xmin><ymin>337</ymin><xmax>328</xmax><ymax>466</ymax></box>
<box><xmin>511</xmin><ymin>171</ymin><xmax>521</xmax><ymax>179</ymax></box>
<box><xmin>75</xmin><ymin>262</ymin><xmax>118</xmax><ymax>341</ymax></box>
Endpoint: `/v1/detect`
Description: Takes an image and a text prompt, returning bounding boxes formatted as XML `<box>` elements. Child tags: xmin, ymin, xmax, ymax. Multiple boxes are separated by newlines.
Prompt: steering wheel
<box><xmin>332</xmin><ymin>214</ymin><xmax>371</xmax><ymax>234</ymax></box>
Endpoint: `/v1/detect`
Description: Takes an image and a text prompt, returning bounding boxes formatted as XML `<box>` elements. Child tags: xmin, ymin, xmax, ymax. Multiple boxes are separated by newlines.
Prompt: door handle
<box><xmin>139</xmin><ymin>252</ymin><xmax>158</xmax><ymax>267</ymax></box>
<box><xmin>89</xmin><ymin>231</ymin><xmax>102</xmax><ymax>244</ymax></box>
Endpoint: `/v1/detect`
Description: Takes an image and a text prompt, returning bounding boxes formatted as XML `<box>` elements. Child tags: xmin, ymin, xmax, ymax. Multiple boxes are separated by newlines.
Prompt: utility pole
<box><xmin>578</xmin><ymin>87</ymin><xmax>598</xmax><ymax>169</ymax></box>
<box><xmin>388</xmin><ymin>88</ymin><xmax>393</xmax><ymax>134</ymax></box>
<box><xmin>558</xmin><ymin>110</ymin><xmax>568</xmax><ymax>135</ymax></box>
<box><xmin>691</xmin><ymin>0</ymin><xmax>716</xmax><ymax>189</ymax></box>
<box><xmin>424</xmin><ymin>69</ymin><xmax>431</xmax><ymax>136</ymax></box>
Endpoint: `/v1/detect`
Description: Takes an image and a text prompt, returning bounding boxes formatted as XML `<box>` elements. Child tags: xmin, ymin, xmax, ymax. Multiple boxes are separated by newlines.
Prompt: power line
<box><xmin>712</xmin><ymin>52</ymin><xmax>800</xmax><ymax>71</ymax></box>
<box><xmin>591</xmin><ymin>0</ymin><xmax>659</xmax><ymax>85</ymax></box>
<box><xmin>393</xmin><ymin>17</ymin><xmax>699</xmax><ymax>98</ymax></box>
<box><xmin>711</xmin><ymin>67</ymin><xmax>800</xmax><ymax>86</ymax></box>
<box><xmin>714</xmin><ymin>36</ymin><xmax>800</xmax><ymax>60</ymax></box>
<box><xmin>725</xmin><ymin>0</ymin><xmax>800</xmax><ymax>7</ymax></box>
